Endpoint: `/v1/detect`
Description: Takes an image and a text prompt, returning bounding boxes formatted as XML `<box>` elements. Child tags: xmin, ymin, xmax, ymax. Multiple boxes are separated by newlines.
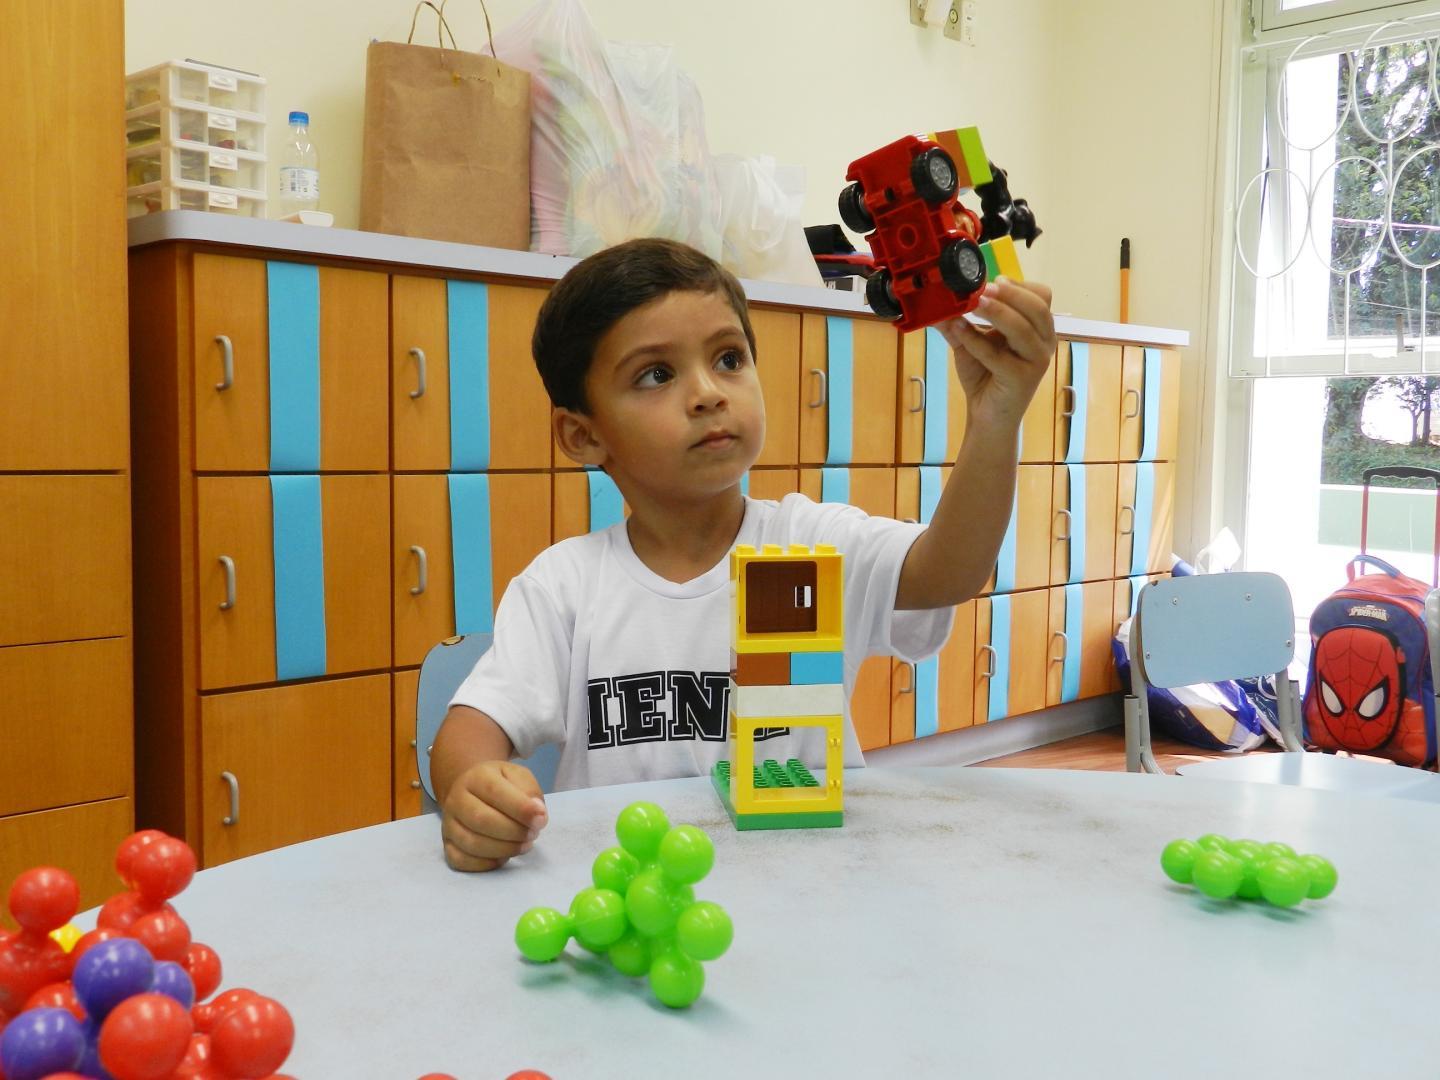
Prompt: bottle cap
<box><xmin>289</xmin><ymin>110</ymin><xmax>309</xmax><ymax>125</ymax></box>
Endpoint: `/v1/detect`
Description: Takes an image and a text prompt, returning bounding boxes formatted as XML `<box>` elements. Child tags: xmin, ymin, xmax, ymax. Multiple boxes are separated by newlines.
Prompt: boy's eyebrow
<box><xmin>614</xmin><ymin>326</ymin><xmax>747</xmax><ymax>369</ymax></box>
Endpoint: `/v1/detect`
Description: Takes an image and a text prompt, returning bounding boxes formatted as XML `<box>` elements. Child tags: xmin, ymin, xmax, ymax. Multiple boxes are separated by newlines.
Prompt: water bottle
<box><xmin>277</xmin><ymin>110</ymin><xmax>319</xmax><ymax>219</ymax></box>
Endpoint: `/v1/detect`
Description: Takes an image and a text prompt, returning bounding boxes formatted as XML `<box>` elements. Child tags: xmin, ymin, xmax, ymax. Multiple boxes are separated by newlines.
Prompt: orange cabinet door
<box><xmin>990</xmin><ymin>463</ymin><xmax>1051</xmax><ymax>594</ymax></box>
<box><xmin>897</xmin><ymin>328</ymin><xmax>965</xmax><ymax>465</ymax></box>
<box><xmin>1046</xmin><ymin>582</ymin><xmax>1121</xmax><ymax>706</ymax></box>
<box><xmin>392</xmin><ymin>278</ymin><xmax>553</xmax><ymax>472</ymax></box>
<box><xmin>751</xmin><ymin>308</ymin><xmax>802</xmax><ymax>467</ymax></box>
<box><xmin>1115</xmin><ymin>462</ymin><xmax>1176</xmax><ymax>577</ymax></box>
<box><xmin>4</xmin><ymin>1</ymin><xmax>127</xmax><ymax>470</ymax></box>
<box><xmin>799</xmin><ymin>314</ymin><xmax>899</xmax><ymax>465</ymax></box>
<box><xmin>1053</xmin><ymin>341</ymin><xmax>1122</xmax><ymax>464</ymax></box>
<box><xmin>394</xmin><ymin>473</ymin><xmax>552</xmax><ymax>667</ymax></box>
<box><xmin>1119</xmin><ymin>346</ymin><xmax>1183</xmax><ymax>462</ymax></box>
<box><xmin>975</xmin><ymin>589</ymin><xmax>1049</xmax><ymax>723</ymax></box>
<box><xmin>1113</xmin><ymin>572</ymin><xmax>1170</xmax><ymax>627</ymax></box>
<box><xmin>200</xmin><ymin>674</ymin><xmax>391</xmax><ymax>866</ymax></box>
<box><xmin>1020</xmin><ymin>341</ymin><xmax>1057</xmax><ymax>463</ymax></box>
<box><xmin>747</xmin><ymin>469</ymin><xmax>799</xmax><ymax>502</ymax></box>
<box><xmin>197</xmin><ymin>475</ymin><xmax>391</xmax><ymax>689</ymax></box>
<box><xmin>0</xmin><ymin>798</ymin><xmax>133</xmax><ymax>916</ymax></box>
<box><xmin>1050</xmin><ymin>464</ymin><xmax>1119</xmax><ymax>585</ymax></box>
<box><xmin>0</xmin><ymin>474</ymin><xmax>131</xmax><ymax>646</ymax></box>
<box><xmin>552</xmin><ymin>471</ymin><xmax>628</xmax><ymax>544</ymax></box>
<box><xmin>193</xmin><ymin>256</ymin><xmax>388</xmax><ymax>472</ymax></box>
<box><xmin>0</xmin><ymin>638</ymin><xmax>132</xmax><ymax>817</ymax></box>
<box><xmin>394</xmin><ymin>668</ymin><xmax>423</xmax><ymax>820</ymax></box>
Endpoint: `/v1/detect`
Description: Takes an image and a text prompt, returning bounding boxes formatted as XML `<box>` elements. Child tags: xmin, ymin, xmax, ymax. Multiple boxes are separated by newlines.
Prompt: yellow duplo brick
<box><xmin>990</xmin><ymin>235</ymin><xmax>1024</xmax><ymax>282</ymax></box>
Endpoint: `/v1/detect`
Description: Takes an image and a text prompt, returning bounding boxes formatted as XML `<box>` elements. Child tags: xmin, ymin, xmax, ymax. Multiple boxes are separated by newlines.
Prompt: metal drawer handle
<box><xmin>218</xmin><ymin>555</ymin><xmax>236</xmax><ymax>611</ymax></box>
<box><xmin>408</xmin><ymin>347</ymin><xmax>427</xmax><ymax>399</ymax></box>
<box><xmin>808</xmin><ymin>368</ymin><xmax>828</xmax><ymax>408</ymax></box>
<box><xmin>899</xmin><ymin>661</ymin><xmax>917</xmax><ymax>694</ymax></box>
<box><xmin>221</xmin><ymin>770</ymin><xmax>240</xmax><ymax>826</ymax></box>
<box><xmin>1118</xmin><ymin>504</ymin><xmax>1136</xmax><ymax>536</ymax></box>
<box><xmin>1123</xmin><ymin>387</ymin><xmax>1141</xmax><ymax>418</ymax></box>
<box><xmin>1060</xmin><ymin>385</ymin><xmax>1076</xmax><ymax>418</ymax></box>
<box><xmin>1050</xmin><ymin>631</ymin><xmax>1069</xmax><ymax>663</ymax></box>
<box><xmin>979</xmin><ymin>644</ymin><xmax>997</xmax><ymax>679</ymax></box>
<box><xmin>409</xmin><ymin>545</ymin><xmax>428</xmax><ymax>596</ymax></box>
<box><xmin>215</xmin><ymin>335</ymin><xmax>234</xmax><ymax>391</ymax></box>
<box><xmin>909</xmin><ymin>376</ymin><xmax>926</xmax><ymax>413</ymax></box>
<box><xmin>1055</xmin><ymin>508</ymin><xmax>1072</xmax><ymax>540</ymax></box>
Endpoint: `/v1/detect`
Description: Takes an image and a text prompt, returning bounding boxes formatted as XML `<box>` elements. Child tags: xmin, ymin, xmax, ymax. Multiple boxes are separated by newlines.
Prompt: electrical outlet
<box><xmin>944</xmin><ymin>0</ymin><xmax>977</xmax><ymax>44</ymax></box>
<box><xmin>910</xmin><ymin>0</ymin><xmax>929</xmax><ymax>27</ymax></box>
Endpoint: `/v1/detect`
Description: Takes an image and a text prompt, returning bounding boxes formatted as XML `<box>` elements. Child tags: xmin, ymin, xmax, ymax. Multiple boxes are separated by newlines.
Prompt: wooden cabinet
<box><xmin>799</xmin><ymin>314</ymin><xmax>899</xmax><ymax>465</ymax></box>
<box><xmin>1046</xmin><ymin>582</ymin><xmax>1122</xmax><ymax>706</ymax></box>
<box><xmin>1054</xmin><ymin>341</ymin><xmax>1122</xmax><ymax>463</ymax></box>
<box><xmin>991</xmin><ymin>464</ymin><xmax>1054</xmax><ymax>593</ymax></box>
<box><xmin>1120</xmin><ymin>346</ymin><xmax>1182</xmax><ymax>462</ymax></box>
<box><xmin>747</xmin><ymin>469</ymin><xmax>800</xmax><ymax>503</ymax></box>
<box><xmin>1116</xmin><ymin>462</ymin><xmax>1176</xmax><ymax>577</ymax></box>
<box><xmin>751</xmin><ymin>309</ymin><xmax>802</xmax><ymax>467</ymax></box>
<box><xmin>0</xmin><ymin>0</ymin><xmax>133</xmax><ymax>896</ymax></box>
<box><xmin>200</xmin><ymin>675</ymin><xmax>391</xmax><ymax>866</ymax></box>
<box><xmin>897</xmin><ymin>329</ymin><xmax>965</xmax><ymax>464</ymax></box>
<box><xmin>976</xmin><ymin>589</ymin><xmax>1051</xmax><ymax>723</ymax></box>
<box><xmin>1049</xmin><ymin>464</ymin><xmax>1119</xmax><ymax>586</ymax></box>
<box><xmin>192</xmin><ymin>255</ymin><xmax>389</xmax><ymax>472</ymax></box>
<box><xmin>394</xmin><ymin>668</ymin><xmax>424</xmax><ymax>820</ymax></box>
<box><xmin>391</xmin><ymin>277</ymin><xmax>552</xmax><ymax>471</ymax></box>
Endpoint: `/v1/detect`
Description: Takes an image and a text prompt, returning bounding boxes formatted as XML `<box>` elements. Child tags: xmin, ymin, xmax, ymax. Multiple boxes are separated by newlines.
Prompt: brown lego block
<box><xmin>732</xmin><ymin>651</ymin><xmax>791</xmax><ymax>686</ymax></box>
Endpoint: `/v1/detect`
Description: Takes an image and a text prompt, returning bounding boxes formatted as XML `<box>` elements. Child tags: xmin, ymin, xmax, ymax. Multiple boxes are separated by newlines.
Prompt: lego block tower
<box><xmin>711</xmin><ymin>544</ymin><xmax>845</xmax><ymax>830</ymax></box>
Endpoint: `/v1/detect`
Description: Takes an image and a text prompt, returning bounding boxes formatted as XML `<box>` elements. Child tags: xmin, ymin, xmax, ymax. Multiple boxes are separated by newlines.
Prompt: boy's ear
<box><xmin>552</xmin><ymin>407</ymin><xmax>607</xmax><ymax>468</ymax></box>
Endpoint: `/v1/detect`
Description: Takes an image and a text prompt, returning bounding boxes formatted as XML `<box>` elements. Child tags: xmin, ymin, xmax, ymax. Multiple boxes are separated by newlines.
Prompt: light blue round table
<box><xmin>137</xmin><ymin>767</ymin><xmax>1440</xmax><ymax>1078</ymax></box>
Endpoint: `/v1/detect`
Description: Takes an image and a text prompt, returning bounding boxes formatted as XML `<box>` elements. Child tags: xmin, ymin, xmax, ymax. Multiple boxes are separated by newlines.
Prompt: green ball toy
<box><xmin>676</xmin><ymin>901</ymin><xmax>734</xmax><ymax>961</ymax></box>
<box><xmin>1160</xmin><ymin>839</ymin><xmax>1200</xmax><ymax>884</ymax></box>
<box><xmin>570</xmin><ymin>887</ymin><xmax>628</xmax><ymax>951</ymax></box>
<box><xmin>1261</xmin><ymin>841</ymin><xmax>1297</xmax><ymax>861</ymax></box>
<box><xmin>592</xmin><ymin>845</ymin><xmax>641</xmax><ymax>894</ymax></box>
<box><xmin>515</xmin><ymin>906</ymin><xmax>572</xmax><ymax>963</ymax></box>
<box><xmin>615</xmin><ymin>801</ymin><xmax>671</xmax><ymax>863</ymax></box>
<box><xmin>1191</xmin><ymin>850</ymin><xmax>1243</xmax><ymax>900</ymax></box>
<box><xmin>1257</xmin><ymin>855</ymin><xmax>1310</xmax><ymax>908</ymax></box>
<box><xmin>1299</xmin><ymin>854</ymin><xmax>1339</xmax><ymax>900</ymax></box>
<box><xmin>607</xmin><ymin>930</ymin><xmax>651</xmax><ymax>977</ymax></box>
<box><xmin>659</xmin><ymin>825</ymin><xmax>715</xmax><ymax>885</ymax></box>
<box><xmin>626</xmin><ymin>867</ymin><xmax>694</xmax><ymax>937</ymax></box>
<box><xmin>649</xmin><ymin>947</ymin><xmax>706</xmax><ymax>1008</ymax></box>
<box><xmin>1196</xmin><ymin>833</ymin><xmax>1230</xmax><ymax>853</ymax></box>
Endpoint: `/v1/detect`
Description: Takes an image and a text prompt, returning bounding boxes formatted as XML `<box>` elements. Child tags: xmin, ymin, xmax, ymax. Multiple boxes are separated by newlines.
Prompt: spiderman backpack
<box><xmin>1302</xmin><ymin>467</ymin><xmax>1440</xmax><ymax>768</ymax></box>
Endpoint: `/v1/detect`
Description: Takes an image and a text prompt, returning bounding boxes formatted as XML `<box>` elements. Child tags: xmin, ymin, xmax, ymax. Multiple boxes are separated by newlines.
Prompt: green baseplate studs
<box><xmin>514</xmin><ymin>801</ymin><xmax>734</xmax><ymax>1008</ymax></box>
<box><xmin>710</xmin><ymin>759</ymin><xmax>844</xmax><ymax>830</ymax></box>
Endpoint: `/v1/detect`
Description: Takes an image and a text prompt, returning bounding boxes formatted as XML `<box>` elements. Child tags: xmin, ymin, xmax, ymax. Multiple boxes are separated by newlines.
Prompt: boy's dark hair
<box><xmin>532</xmin><ymin>238</ymin><xmax>757</xmax><ymax>414</ymax></box>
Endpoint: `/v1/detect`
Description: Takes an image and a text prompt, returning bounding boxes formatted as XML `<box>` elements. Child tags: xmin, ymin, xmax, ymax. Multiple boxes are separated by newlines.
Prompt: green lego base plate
<box><xmin>711</xmin><ymin>760</ymin><xmax>844</xmax><ymax>831</ymax></box>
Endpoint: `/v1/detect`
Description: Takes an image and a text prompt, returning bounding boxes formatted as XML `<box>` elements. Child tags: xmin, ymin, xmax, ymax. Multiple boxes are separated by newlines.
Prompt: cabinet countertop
<box><xmin>128</xmin><ymin>211</ymin><xmax>1190</xmax><ymax>348</ymax></box>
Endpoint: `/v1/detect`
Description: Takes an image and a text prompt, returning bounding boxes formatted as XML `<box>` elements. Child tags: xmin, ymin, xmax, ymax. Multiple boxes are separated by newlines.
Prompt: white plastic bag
<box><xmin>493</xmin><ymin>0</ymin><xmax>723</xmax><ymax>260</ymax></box>
<box><xmin>713</xmin><ymin>155</ymin><xmax>822</xmax><ymax>287</ymax></box>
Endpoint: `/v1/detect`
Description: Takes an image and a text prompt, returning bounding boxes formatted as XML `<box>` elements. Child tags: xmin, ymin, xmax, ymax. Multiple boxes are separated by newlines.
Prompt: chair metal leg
<box><xmin>1275</xmin><ymin>674</ymin><xmax>1305</xmax><ymax>753</ymax></box>
<box><xmin>1125</xmin><ymin>692</ymin><xmax>1164</xmax><ymax>774</ymax></box>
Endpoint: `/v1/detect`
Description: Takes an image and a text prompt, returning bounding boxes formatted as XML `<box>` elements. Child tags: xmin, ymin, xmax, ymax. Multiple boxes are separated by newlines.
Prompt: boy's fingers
<box><xmin>991</xmin><ymin>278</ymin><xmax>1056</xmax><ymax>345</ymax></box>
<box><xmin>442</xmin><ymin>810</ymin><xmax>531</xmax><ymax>862</ymax></box>
<box><xmin>446</xmin><ymin>792</ymin><xmax>533</xmax><ymax>845</ymax></box>
<box><xmin>469</xmin><ymin>763</ymin><xmax>549</xmax><ymax>832</ymax></box>
<box><xmin>949</xmin><ymin>318</ymin><xmax>1004</xmax><ymax>368</ymax></box>
<box><xmin>442</xmin><ymin>838</ymin><xmax>505</xmax><ymax>873</ymax></box>
<box><xmin>975</xmin><ymin>294</ymin><xmax>1049</xmax><ymax>366</ymax></box>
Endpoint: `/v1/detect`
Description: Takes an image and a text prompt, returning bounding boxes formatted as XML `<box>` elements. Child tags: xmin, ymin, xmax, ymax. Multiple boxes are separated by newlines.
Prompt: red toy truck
<box><xmin>837</xmin><ymin>126</ymin><xmax>1039</xmax><ymax>332</ymax></box>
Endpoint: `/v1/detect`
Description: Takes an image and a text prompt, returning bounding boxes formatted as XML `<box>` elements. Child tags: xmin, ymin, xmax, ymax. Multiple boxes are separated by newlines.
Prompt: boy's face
<box><xmin>554</xmin><ymin>289</ymin><xmax>765</xmax><ymax>504</ymax></box>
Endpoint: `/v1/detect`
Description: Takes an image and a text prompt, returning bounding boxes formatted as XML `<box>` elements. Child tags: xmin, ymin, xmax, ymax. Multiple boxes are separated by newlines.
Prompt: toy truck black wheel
<box><xmin>911</xmin><ymin>148</ymin><xmax>959</xmax><ymax>205</ymax></box>
<box><xmin>838</xmin><ymin>182</ymin><xmax>874</xmax><ymax>233</ymax></box>
<box><xmin>866</xmin><ymin>269</ymin><xmax>903</xmax><ymax>321</ymax></box>
<box><xmin>939</xmin><ymin>237</ymin><xmax>986</xmax><ymax>296</ymax></box>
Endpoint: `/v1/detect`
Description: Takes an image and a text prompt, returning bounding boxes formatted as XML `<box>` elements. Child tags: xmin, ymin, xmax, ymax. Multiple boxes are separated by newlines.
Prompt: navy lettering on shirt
<box><xmin>588</xmin><ymin>670</ymin><xmax>800</xmax><ymax>749</ymax></box>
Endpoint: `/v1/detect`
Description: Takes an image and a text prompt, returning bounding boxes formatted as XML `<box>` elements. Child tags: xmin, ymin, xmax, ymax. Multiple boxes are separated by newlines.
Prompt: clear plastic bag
<box><xmin>714</xmin><ymin>154</ymin><xmax>821</xmax><ymax>286</ymax></box>
<box><xmin>494</xmin><ymin>0</ymin><xmax>723</xmax><ymax>260</ymax></box>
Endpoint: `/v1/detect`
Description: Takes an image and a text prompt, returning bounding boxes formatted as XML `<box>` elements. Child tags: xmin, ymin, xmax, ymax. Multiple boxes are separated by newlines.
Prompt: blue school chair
<box><xmin>415</xmin><ymin>634</ymin><xmax>561</xmax><ymax>812</ymax></box>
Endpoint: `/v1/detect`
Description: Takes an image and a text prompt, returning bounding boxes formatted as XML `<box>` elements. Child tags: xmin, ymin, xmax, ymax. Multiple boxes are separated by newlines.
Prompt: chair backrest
<box><xmin>1134</xmin><ymin>571</ymin><xmax>1295</xmax><ymax>689</ymax></box>
<box><xmin>415</xmin><ymin>635</ymin><xmax>560</xmax><ymax>811</ymax></box>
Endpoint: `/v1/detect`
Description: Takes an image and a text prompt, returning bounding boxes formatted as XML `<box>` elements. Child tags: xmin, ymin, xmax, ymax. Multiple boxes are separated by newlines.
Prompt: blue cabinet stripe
<box><xmin>587</xmin><ymin>469</ymin><xmax>624</xmax><ymax>531</ymax></box>
<box><xmin>915</xmin><ymin>656</ymin><xmax>940</xmax><ymax>739</ymax></box>
<box><xmin>1140</xmin><ymin>347</ymin><xmax>1163</xmax><ymax>461</ymax></box>
<box><xmin>270</xmin><ymin>475</ymin><xmax>327</xmax><ymax>680</ymax></box>
<box><xmin>821</xmin><ymin>466</ymin><xmax>850</xmax><ymax>505</ymax></box>
<box><xmin>448</xmin><ymin>281</ymin><xmax>492</xmax><ymax>471</ymax></box>
<box><xmin>923</xmin><ymin>327</ymin><xmax>950</xmax><ymax>464</ymax></box>
<box><xmin>1061</xmin><ymin>582</ymin><xmax>1083</xmax><ymax>702</ymax></box>
<box><xmin>740</xmin><ymin>472</ymin><xmax>750</xmax><ymax>497</ymax></box>
<box><xmin>1067</xmin><ymin>463</ymin><xmax>1088</xmax><ymax>584</ymax></box>
<box><xmin>919</xmin><ymin>465</ymin><xmax>942</xmax><ymax>526</ymax></box>
<box><xmin>1129</xmin><ymin>574</ymin><xmax>1149</xmax><ymax>617</ymax></box>
<box><xmin>1130</xmin><ymin>463</ymin><xmax>1156</xmax><ymax>577</ymax></box>
<box><xmin>1064</xmin><ymin>342</ymin><xmax>1090</xmax><ymax>464</ymax></box>
<box><xmin>994</xmin><ymin>488</ymin><xmax>1019</xmax><ymax>593</ymax></box>
<box><xmin>988</xmin><ymin>595</ymin><xmax>1012</xmax><ymax>722</ymax></box>
<box><xmin>448</xmin><ymin>473</ymin><xmax>494</xmax><ymax>636</ymax></box>
<box><xmin>266</xmin><ymin>262</ymin><xmax>321</xmax><ymax>473</ymax></box>
<box><xmin>824</xmin><ymin>317</ymin><xmax>854</xmax><ymax>465</ymax></box>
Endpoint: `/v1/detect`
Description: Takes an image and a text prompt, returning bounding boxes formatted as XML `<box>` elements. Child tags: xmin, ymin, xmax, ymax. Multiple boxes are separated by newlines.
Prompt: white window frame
<box><xmin>1260</xmin><ymin>0</ymin><xmax>1440</xmax><ymax>34</ymax></box>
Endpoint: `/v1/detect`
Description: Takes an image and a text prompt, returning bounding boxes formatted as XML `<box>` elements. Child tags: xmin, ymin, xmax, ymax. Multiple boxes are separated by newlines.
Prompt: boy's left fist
<box><xmin>937</xmin><ymin>277</ymin><xmax>1056</xmax><ymax>431</ymax></box>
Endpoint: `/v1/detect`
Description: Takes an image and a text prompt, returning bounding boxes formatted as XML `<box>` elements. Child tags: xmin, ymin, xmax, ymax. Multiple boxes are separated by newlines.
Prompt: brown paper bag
<box><xmin>360</xmin><ymin>2</ymin><xmax>531</xmax><ymax>249</ymax></box>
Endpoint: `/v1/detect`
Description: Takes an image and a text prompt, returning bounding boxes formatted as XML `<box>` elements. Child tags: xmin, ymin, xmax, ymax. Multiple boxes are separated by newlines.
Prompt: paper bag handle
<box><xmin>406</xmin><ymin>0</ymin><xmax>499</xmax><ymax>64</ymax></box>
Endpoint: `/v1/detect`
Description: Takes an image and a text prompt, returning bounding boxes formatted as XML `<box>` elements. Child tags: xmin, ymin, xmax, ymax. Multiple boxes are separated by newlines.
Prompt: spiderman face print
<box><xmin>1312</xmin><ymin>626</ymin><xmax>1403</xmax><ymax>752</ymax></box>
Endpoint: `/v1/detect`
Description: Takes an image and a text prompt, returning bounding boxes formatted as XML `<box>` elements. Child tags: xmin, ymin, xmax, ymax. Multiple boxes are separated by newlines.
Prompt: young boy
<box><xmin>433</xmin><ymin>238</ymin><xmax>1055</xmax><ymax>871</ymax></box>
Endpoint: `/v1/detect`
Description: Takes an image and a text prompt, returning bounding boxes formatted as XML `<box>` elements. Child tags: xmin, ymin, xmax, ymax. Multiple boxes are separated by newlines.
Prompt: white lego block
<box><xmin>729</xmin><ymin>680</ymin><xmax>844</xmax><ymax>719</ymax></box>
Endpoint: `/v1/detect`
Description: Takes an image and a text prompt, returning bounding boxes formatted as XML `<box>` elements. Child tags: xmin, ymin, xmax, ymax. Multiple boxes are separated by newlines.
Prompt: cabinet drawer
<box><xmin>192</xmin><ymin>255</ymin><xmax>388</xmax><ymax>472</ymax></box>
<box><xmin>200</xmin><ymin>674</ymin><xmax>391</xmax><ymax>866</ymax></box>
<box><xmin>391</xmin><ymin>277</ymin><xmax>552</xmax><ymax>471</ymax></box>
<box><xmin>394</xmin><ymin>667</ymin><xmax>423</xmax><ymax>820</ymax></box>
<box><xmin>751</xmin><ymin>308</ymin><xmax>802</xmax><ymax>467</ymax></box>
<box><xmin>196</xmin><ymin>474</ymin><xmax>391</xmax><ymax>689</ymax></box>
<box><xmin>0</xmin><ymin>798</ymin><xmax>133</xmax><ymax>915</ymax></box>
<box><xmin>0</xmin><ymin>474</ymin><xmax>130</xmax><ymax>646</ymax></box>
<box><xmin>799</xmin><ymin>314</ymin><xmax>899</xmax><ymax>465</ymax></box>
<box><xmin>1054</xmin><ymin>341</ymin><xmax>1122</xmax><ymax>463</ymax></box>
<box><xmin>0</xmin><ymin>638</ymin><xmax>132</xmax><ymax>816</ymax></box>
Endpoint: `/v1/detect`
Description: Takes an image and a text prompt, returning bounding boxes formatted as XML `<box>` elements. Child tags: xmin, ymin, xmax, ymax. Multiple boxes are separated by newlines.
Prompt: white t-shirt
<box><xmin>451</xmin><ymin>493</ymin><xmax>954</xmax><ymax>791</ymax></box>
